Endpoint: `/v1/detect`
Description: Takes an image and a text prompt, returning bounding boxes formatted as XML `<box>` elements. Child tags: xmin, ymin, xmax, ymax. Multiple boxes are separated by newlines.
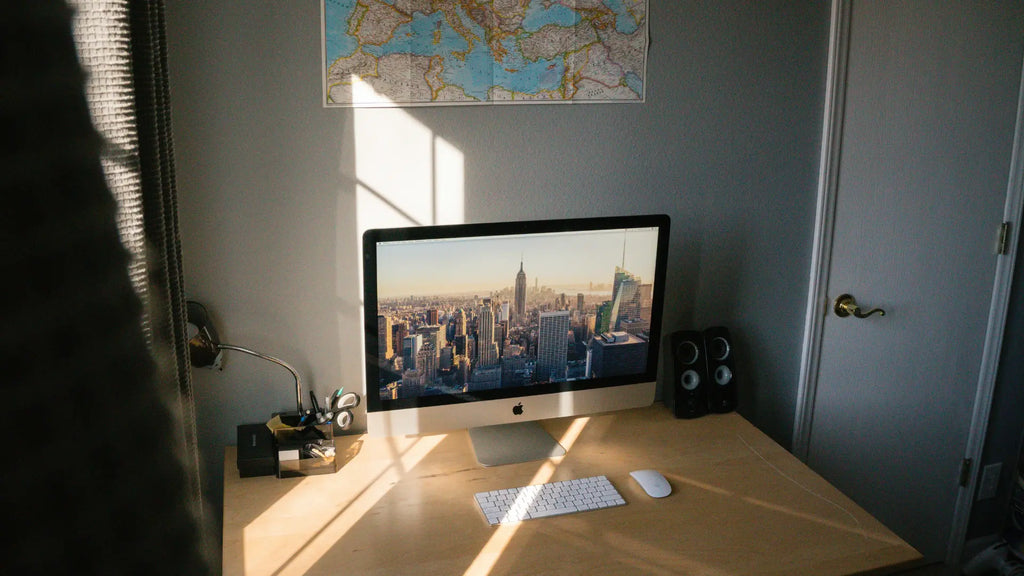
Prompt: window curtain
<box><xmin>2</xmin><ymin>1</ymin><xmax>209</xmax><ymax>572</ymax></box>
<box><xmin>72</xmin><ymin>0</ymin><xmax>203</xmax><ymax>527</ymax></box>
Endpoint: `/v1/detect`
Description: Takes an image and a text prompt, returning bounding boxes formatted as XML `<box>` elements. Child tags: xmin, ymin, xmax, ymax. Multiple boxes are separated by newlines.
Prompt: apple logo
<box><xmin>512</xmin><ymin>402</ymin><xmax>524</xmax><ymax>416</ymax></box>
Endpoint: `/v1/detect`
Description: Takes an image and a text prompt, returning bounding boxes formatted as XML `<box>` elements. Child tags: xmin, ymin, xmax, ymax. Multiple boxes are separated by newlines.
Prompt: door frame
<box><xmin>792</xmin><ymin>0</ymin><xmax>1024</xmax><ymax>565</ymax></box>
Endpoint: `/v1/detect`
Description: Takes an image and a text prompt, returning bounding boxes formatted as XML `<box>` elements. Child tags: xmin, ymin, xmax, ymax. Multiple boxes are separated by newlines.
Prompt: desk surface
<box><xmin>223</xmin><ymin>406</ymin><xmax>922</xmax><ymax>576</ymax></box>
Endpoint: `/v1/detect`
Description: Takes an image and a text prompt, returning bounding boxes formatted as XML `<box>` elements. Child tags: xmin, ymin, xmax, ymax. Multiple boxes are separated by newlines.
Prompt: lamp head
<box><xmin>186</xmin><ymin>301</ymin><xmax>223</xmax><ymax>369</ymax></box>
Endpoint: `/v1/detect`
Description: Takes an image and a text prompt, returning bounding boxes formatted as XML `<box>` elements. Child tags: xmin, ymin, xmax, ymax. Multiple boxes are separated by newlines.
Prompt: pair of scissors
<box><xmin>321</xmin><ymin>388</ymin><xmax>360</xmax><ymax>429</ymax></box>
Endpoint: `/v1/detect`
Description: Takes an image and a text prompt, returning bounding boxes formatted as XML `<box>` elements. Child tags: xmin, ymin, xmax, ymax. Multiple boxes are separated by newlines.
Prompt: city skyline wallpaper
<box><xmin>372</xmin><ymin>225</ymin><xmax>662</xmax><ymax>402</ymax></box>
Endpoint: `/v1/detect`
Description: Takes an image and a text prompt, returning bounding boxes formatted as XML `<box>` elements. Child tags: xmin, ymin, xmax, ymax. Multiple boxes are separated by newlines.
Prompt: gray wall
<box><xmin>166</xmin><ymin>0</ymin><xmax>829</xmax><ymax>555</ymax></box>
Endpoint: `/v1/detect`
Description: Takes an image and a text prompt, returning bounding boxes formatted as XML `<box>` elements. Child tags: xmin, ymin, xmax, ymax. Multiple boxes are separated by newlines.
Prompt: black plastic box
<box><xmin>236</xmin><ymin>423</ymin><xmax>275</xmax><ymax>478</ymax></box>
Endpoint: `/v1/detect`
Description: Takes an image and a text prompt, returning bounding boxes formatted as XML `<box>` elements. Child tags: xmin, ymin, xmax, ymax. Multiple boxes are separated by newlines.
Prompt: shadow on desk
<box><xmin>222</xmin><ymin>406</ymin><xmax>923</xmax><ymax>576</ymax></box>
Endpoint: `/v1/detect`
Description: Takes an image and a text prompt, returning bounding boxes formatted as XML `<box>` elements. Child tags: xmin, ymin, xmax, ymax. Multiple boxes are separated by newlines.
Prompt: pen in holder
<box><xmin>305</xmin><ymin>389</ymin><xmax>360</xmax><ymax>430</ymax></box>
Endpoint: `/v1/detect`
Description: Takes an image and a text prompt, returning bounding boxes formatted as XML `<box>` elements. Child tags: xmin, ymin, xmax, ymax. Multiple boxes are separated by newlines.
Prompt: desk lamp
<box><xmin>186</xmin><ymin>301</ymin><xmax>304</xmax><ymax>419</ymax></box>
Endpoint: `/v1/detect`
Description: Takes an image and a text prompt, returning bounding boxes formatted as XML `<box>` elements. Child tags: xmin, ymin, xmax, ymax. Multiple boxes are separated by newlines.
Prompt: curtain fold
<box><xmin>72</xmin><ymin>0</ymin><xmax>206</xmax><ymax>555</ymax></box>
<box><xmin>126</xmin><ymin>0</ymin><xmax>205</xmax><ymax>529</ymax></box>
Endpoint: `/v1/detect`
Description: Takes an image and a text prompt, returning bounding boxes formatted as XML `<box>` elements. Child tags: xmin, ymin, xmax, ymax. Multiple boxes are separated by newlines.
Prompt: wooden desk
<box><xmin>222</xmin><ymin>406</ymin><xmax>922</xmax><ymax>575</ymax></box>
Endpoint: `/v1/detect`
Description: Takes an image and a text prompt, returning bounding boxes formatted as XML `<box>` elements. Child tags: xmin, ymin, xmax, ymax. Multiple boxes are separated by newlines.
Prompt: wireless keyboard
<box><xmin>474</xmin><ymin>475</ymin><xmax>626</xmax><ymax>525</ymax></box>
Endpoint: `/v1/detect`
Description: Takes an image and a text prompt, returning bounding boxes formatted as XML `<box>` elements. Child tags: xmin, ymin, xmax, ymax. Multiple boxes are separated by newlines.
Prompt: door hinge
<box><xmin>959</xmin><ymin>458</ymin><xmax>973</xmax><ymax>487</ymax></box>
<box><xmin>996</xmin><ymin>222</ymin><xmax>1011</xmax><ymax>255</ymax></box>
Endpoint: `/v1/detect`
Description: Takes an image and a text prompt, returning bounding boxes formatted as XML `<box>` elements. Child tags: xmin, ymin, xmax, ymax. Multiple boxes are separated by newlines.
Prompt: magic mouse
<box><xmin>630</xmin><ymin>469</ymin><xmax>671</xmax><ymax>498</ymax></box>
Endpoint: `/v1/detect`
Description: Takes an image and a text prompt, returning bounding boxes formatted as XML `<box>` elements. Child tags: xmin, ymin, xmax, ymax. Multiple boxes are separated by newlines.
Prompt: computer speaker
<box><xmin>704</xmin><ymin>326</ymin><xmax>737</xmax><ymax>413</ymax></box>
<box><xmin>666</xmin><ymin>330</ymin><xmax>709</xmax><ymax>419</ymax></box>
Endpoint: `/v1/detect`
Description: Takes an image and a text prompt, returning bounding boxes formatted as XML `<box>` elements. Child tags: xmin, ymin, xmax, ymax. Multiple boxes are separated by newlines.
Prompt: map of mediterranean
<box><xmin>323</xmin><ymin>0</ymin><xmax>648</xmax><ymax>106</ymax></box>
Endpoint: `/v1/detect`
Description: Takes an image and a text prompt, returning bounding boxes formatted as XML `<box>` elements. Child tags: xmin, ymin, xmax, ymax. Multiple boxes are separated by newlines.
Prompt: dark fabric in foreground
<box><xmin>1</xmin><ymin>2</ymin><xmax>209</xmax><ymax>573</ymax></box>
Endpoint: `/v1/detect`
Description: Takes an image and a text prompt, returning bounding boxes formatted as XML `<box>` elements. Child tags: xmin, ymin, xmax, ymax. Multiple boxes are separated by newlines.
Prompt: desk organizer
<box><xmin>273</xmin><ymin>423</ymin><xmax>337</xmax><ymax>478</ymax></box>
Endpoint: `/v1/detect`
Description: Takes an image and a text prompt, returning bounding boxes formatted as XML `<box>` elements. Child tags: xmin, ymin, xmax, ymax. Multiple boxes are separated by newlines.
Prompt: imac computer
<box><xmin>362</xmin><ymin>214</ymin><xmax>670</xmax><ymax>466</ymax></box>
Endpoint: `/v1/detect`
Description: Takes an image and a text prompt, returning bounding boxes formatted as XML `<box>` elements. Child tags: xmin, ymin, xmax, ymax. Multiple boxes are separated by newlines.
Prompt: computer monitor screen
<box><xmin>363</xmin><ymin>214</ymin><xmax>670</xmax><ymax>464</ymax></box>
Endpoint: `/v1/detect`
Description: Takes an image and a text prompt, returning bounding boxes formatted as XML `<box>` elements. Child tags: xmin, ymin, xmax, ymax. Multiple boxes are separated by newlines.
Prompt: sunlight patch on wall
<box><xmin>352</xmin><ymin>77</ymin><xmax>466</xmax><ymax>298</ymax></box>
<box><xmin>433</xmin><ymin>136</ymin><xmax>465</xmax><ymax>225</ymax></box>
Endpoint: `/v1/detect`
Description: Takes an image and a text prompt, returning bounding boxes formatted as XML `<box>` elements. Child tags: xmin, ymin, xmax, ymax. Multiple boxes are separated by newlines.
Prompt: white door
<box><xmin>803</xmin><ymin>1</ymin><xmax>1024</xmax><ymax>562</ymax></box>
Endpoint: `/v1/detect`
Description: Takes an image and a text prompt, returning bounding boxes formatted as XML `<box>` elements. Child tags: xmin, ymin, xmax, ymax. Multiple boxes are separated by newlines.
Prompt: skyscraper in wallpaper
<box><xmin>454</xmin><ymin>308</ymin><xmax>466</xmax><ymax>337</ymax></box>
<box><xmin>377</xmin><ymin>315</ymin><xmax>392</xmax><ymax>362</ymax></box>
<box><xmin>402</xmin><ymin>334</ymin><xmax>422</xmax><ymax>372</ymax></box>
<box><xmin>417</xmin><ymin>324</ymin><xmax>443</xmax><ymax>358</ymax></box>
<box><xmin>478</xmin><ymin>298</ymin><xmax>498</xmax><ymax>367</ymax></box>
<box><xmin>591</xmin><ymin>332</ymin><xmax>647</xmax><ymax>378</ymax></box>
<box><xmin>610</xmin><ymin>267</ymin><xmax>641</xmax><ymax>331</ymax></box>
<box><xmin>514</xmin><ymin>259</ymin><xmax>527</xmax><ymax>326</ymax></box>
<box><xmin>536</xmin><ymin>310</ymin><xmax>570</xmax><ymax>383</ymax></box>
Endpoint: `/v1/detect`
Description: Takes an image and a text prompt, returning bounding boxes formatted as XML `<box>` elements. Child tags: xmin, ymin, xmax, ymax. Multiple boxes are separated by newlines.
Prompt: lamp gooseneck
<box><xmin>216</xmin><ymin>344</ymin><xmax>304</xmax><ymax>415</ymax></box>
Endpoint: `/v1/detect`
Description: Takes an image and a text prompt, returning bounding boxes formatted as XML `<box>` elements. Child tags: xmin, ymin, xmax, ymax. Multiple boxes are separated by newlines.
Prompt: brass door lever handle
<box><xmin>833</xmin><ymin>294</ymin><xmax>886</xmax><ymax>319</ymax></box>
